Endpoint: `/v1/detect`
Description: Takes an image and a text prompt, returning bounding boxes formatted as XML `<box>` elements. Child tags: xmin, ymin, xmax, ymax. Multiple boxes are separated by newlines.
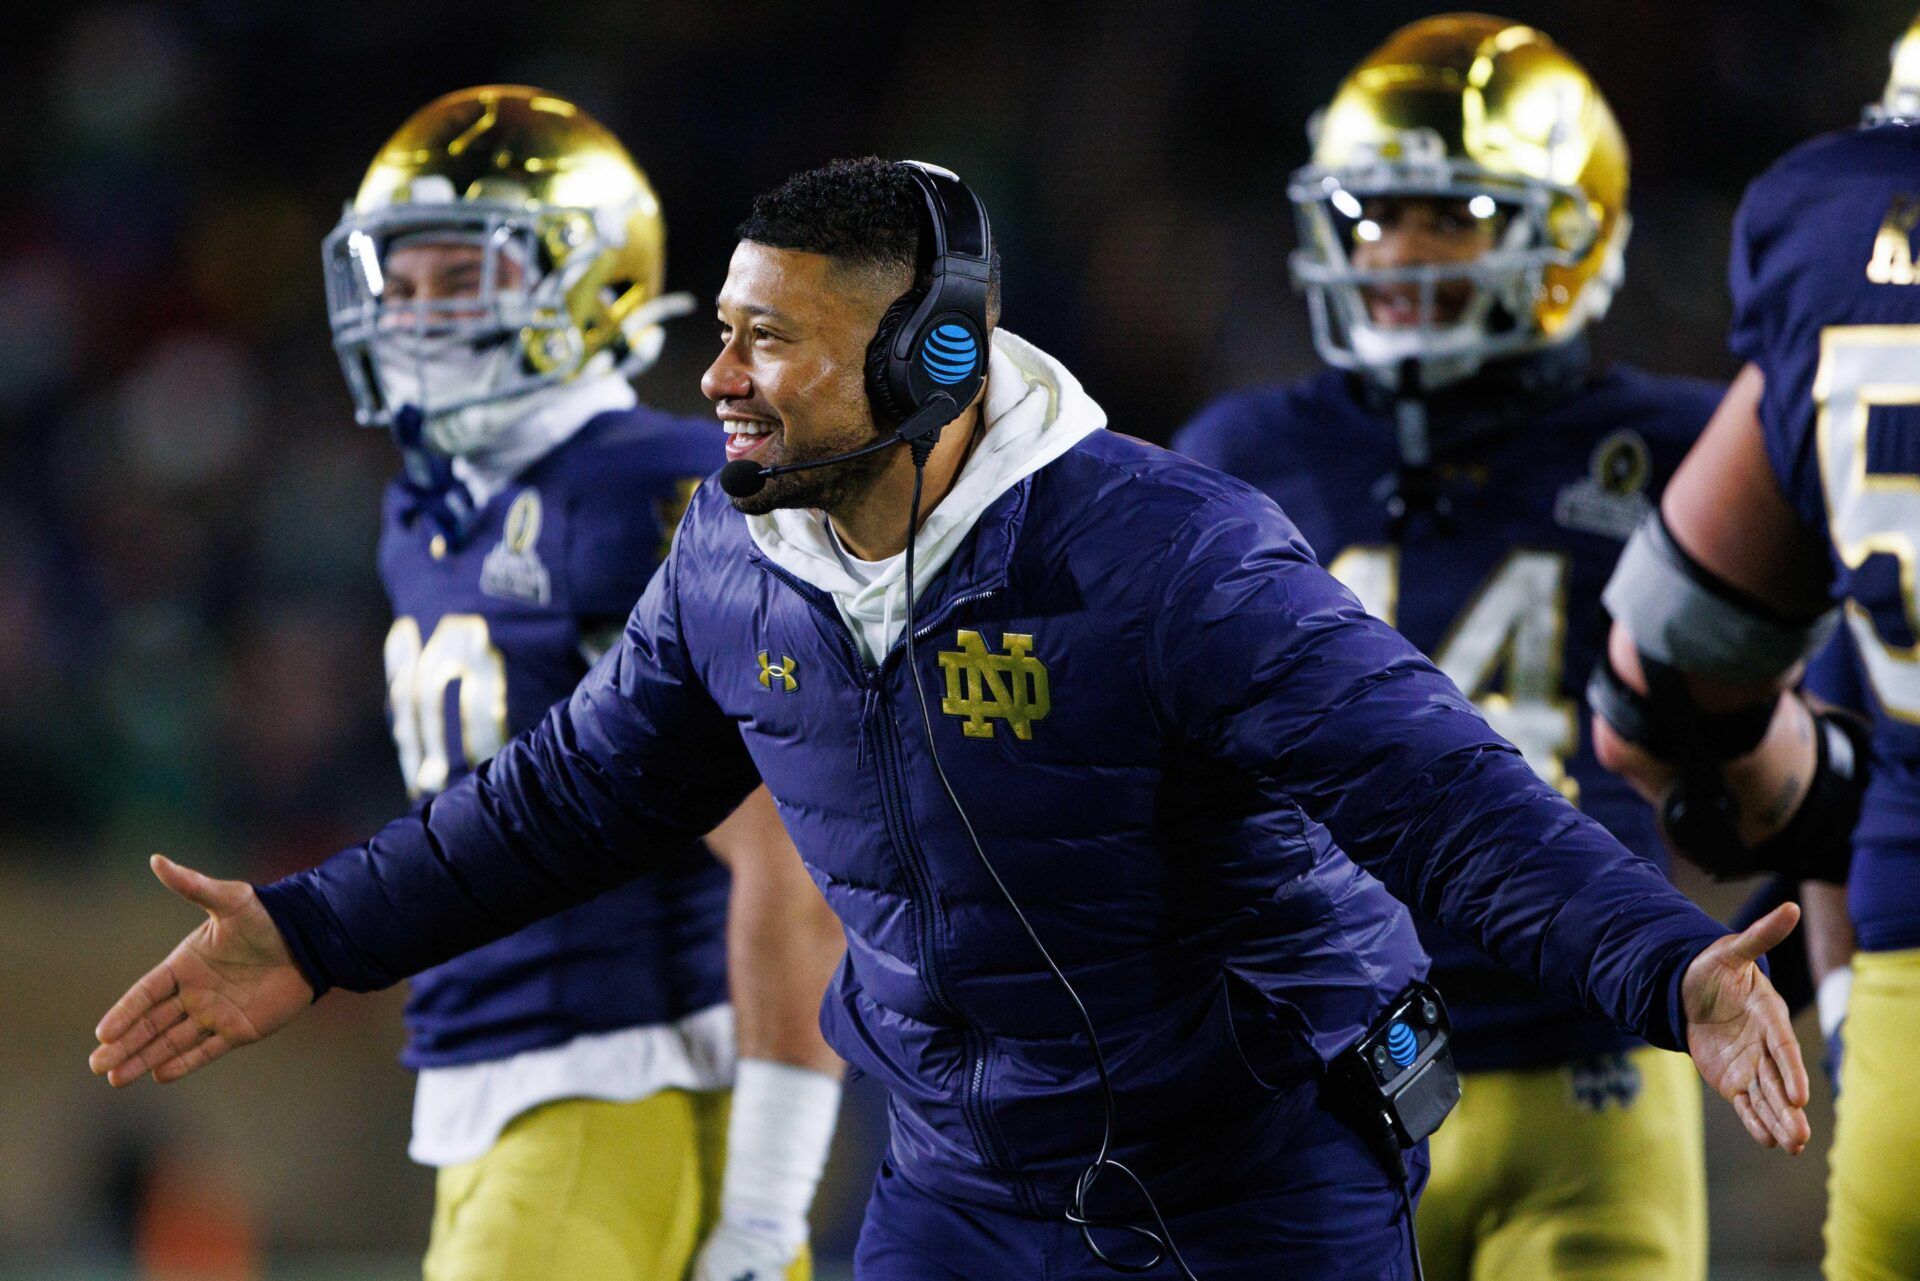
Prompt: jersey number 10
<box><xmin>384</xmin><ymin>615</ymin><xmax>509</xmax><ymax>799</ymax></box>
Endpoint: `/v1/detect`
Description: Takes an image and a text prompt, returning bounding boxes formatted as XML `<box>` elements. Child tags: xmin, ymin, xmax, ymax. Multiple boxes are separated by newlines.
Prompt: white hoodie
<box><xmin>747</xmin><ymin>330</ymin><xmax>1106</xmax><ymax>665</ymax></box>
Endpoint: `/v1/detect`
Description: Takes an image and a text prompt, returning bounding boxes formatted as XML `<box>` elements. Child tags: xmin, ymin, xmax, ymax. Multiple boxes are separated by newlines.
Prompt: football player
<box><xmin>318</xmin><ymin>87</ymin><xmax>845</xmax><ymax>1281</ymax></box>
<box><xmin>1589</xmin><ymin>17</ymin><xmax>1920</xmax><ymax>1279</ymax></box>
<box><xmin>1175</xmin><ymin>17</ymin><xmax>1717</xmax><ymax>1279</ymax></box>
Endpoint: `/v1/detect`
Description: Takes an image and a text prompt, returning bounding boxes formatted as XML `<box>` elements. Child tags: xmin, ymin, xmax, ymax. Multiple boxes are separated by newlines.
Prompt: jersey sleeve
<box><xmin>1727</xmin><ymin>162</ymin><xmax>1821</xmax><ymax>517</ymax></box>
<box><xmin>1172</xmin><ymin>389</ymin><xmax>1342</xmax><ymax>556</ymax></box>
<box><xmin>1637</xmin><ymin>378</ymin><xmax>1723</xmax><ymax>497</ymax></box>
<box><xmin>1149</xmin><ymin>490</ymin><xmax>1729</xmax><ymax>1051</ymax></box>
<box><xmin>1804</xmin><ymin>625</ymin><xmax>1867</xmax><ymax>714</ymax></box>
<box><xmin>566</xmin><ymin>421</ymin><xmax>719</xmax><ymax>621</ymax></box>
<box><xmin>1722</xmin><ymin>131</ymin><xmax>1919</xmax><ymax>539</ymax></box>
<box><xmin>256</xmin><ymin>528</ymin><xmax>760</xmax><ymax>996</ymax></box>
<box><xmin>1169</xmin><ymin>396</ymin><xmax>1252</xmax><ymax>473</ymax></box>
<box><xmin>1727</xmin><ymin>173</ymin><xmax>1781</xmax><ymax>373</ymax></box>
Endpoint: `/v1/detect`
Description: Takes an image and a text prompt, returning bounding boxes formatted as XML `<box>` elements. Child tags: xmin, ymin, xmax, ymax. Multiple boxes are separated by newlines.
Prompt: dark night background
<box><xmin>0</xmin><ymin>3</ymin><xmax>1899</xmax><ymax>1274</ymax></box>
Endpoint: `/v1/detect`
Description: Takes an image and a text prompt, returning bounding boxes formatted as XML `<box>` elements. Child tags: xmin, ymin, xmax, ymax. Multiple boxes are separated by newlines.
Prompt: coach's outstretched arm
<box><xmin>1151</xmin><ymin>493</ymin><xmax>1811</xmax><ymax>1153</ymax></box>
<box><xmin>92</xmin><ymin>541</ymin><xmax>760</xmax><ymax>1086</ymax></box>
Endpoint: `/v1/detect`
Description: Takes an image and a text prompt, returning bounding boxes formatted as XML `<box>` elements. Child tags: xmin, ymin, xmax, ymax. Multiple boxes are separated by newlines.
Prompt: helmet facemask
<box><xmin>322</xmin><ymin>196</ymin><xmax>687</xmax><ymax>456</ymax></box>
<box><xmin>1289</xmin><ymin>131</ymin><xmax>1613</xmax><ymax>389</ymax></box>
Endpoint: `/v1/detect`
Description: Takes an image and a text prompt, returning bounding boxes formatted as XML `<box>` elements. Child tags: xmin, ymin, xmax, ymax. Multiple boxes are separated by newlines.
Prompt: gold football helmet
<box><xmin>1867</xmin><ymin>11</ymin><xmax>1920</xmax><ymax>122</ymax></box>
<box><xmin>321</xmin><ymin>85</ymin><xmax>690</xmax><ymax>450</ymax></box>
<box><xmin>1289</xmin><ymin>14</ymin><xmax>1629</xmax><ymax>385</ymax></box>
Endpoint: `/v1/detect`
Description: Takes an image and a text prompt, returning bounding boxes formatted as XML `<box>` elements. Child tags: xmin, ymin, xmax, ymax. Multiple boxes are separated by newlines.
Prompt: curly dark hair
<box><xmin>737</xmin><ymin>157</ymin><xmax>1001</xmax><ymax>324</ymax></box>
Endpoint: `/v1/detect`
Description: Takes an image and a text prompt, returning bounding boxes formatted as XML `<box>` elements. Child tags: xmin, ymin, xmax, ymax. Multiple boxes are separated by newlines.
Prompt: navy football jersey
<box><xmin>378</xmin><ymin>406</ymin><xmax>730</xmax><ymax>1067</ymax></box>
<box><xmin>1176</xmin><ymin>360</ymin><xmax>1718</xmax><ymax>1071</ymax></box>
<box><xmin>1731</xmin><ymin>122</ymin><xmax>1920</xmax><ymax>953</ymax></box>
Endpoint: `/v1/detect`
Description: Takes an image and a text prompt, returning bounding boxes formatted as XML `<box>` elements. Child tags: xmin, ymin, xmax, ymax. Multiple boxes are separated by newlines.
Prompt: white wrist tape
<box><xmin>721</xmin><ymin>1059</ymin><xmax>843</xmax><ymax>1249</ymax></box>
<box><xmin>1817</xmin><ymin>966</ymin><xmax>1854</xmax><ymax>1041</ymax></box>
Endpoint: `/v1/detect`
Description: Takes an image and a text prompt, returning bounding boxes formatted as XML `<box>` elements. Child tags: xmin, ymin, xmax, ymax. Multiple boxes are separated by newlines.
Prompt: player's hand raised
<box><xmin>1682</xmin><ymin>901</ymin><xmax>1812</xmax><ymax>1154</ymax></box>
<box><xmin>89</xmin><ymin>855</ymin><xmax>313</xmax><ymax>1087</ymax></box>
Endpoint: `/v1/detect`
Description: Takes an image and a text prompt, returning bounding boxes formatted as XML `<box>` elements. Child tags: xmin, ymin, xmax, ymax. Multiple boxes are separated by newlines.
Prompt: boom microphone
<box><xmin>717</xmin><ymin>393</ymin><xmax>959</xmax><ymax>499</ymax></box>
<box><xmin>718</xmin><ymin>432</ymin><xmax>901</xmax><ymax>498</ymax></box>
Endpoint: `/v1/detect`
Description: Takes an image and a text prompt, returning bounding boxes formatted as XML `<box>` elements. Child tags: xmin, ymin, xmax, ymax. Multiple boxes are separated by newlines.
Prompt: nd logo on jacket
<box><xmin>937</xmin><ymin>630</ymin><xmax>1050</xmax><ymax>740</ymax></box>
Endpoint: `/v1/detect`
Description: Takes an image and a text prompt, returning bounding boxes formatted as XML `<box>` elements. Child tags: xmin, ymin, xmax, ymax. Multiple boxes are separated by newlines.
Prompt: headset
<box><xmin>719</xmin><ymin>161</ymin><xmax>992</xmax><ymax>495</ymax></box>
<box><xmin>720</xmin><ymin>161</ymin><xmax>1200</xmax><ymax>1278</ymax></box>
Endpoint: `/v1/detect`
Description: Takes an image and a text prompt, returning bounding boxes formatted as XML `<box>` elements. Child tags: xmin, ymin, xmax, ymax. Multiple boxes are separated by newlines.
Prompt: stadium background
<box><xmin>1</xmin><ymin>1</ymin><xmax>1903</xmax><ymax>1276</ymax></box>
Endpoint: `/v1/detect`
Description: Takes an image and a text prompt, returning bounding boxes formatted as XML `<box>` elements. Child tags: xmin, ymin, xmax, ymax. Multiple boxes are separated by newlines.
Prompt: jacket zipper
<box><xmin>878</xmin><ymin>585</ymin><xmax>1040</xmax><ymax>1211</ymax></box>
<box><xmin>756</xmin><ymin>561</ymin><xmax>1034</xmax><ymax>1205</ymax></box>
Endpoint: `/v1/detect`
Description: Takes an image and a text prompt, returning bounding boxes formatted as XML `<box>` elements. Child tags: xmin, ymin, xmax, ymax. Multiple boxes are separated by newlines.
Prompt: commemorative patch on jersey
<box><xmin>937</xmin><ymin>630</ymin><xmax>1051</xmax><ymax>740</ymax></box>
<box><xmin>481</xmin><ymin>489</ymin><xmax>554</xmax><ymax>606</ymax></box>
<box><xmin>1553</xmin><ymin>429</ymin><xmax>1652</xmax><ymax>541</ymax></box>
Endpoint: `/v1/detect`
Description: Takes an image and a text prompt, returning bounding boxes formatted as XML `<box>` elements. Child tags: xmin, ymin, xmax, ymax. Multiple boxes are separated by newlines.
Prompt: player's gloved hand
<box><xmin>1681</xmin><ymin>902</ymin><xmax>1812</xmax><ymax>1153</ymax></box>
<box><xmin>690</xmin><ymin>1217</ymin><xmax>803</xmax><ymax>1281</ymax></box>
<box><xmin>89</xmin><ymin>855</ymin><xmax>313</xmax><ymax>1087</ymax></box>
<box><xmin>1818</xmin><ymin>965</ymin><xmax>1853</xmax><ymax>1097</ymax></box>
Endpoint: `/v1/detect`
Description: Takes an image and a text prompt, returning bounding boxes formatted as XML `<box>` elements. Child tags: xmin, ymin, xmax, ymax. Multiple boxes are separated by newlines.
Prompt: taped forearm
<box><xmin>719</xmin><ymin>1059</ymin><xmax>843</xmax><ymax>1249</ymax></box>
<box><xmin>1605</xmin><ymin>512</ymin><xmax>1837</xmax><ymax>684</ymax></box>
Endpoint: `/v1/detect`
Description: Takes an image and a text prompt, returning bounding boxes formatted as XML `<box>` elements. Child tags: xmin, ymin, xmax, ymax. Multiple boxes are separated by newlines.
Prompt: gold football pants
<box><xmin>1825</xmin><ymin>947</ymin><xmax>1920</xmax><ymax>1281</ymax></box>
<box><xmin>1416</xmin><ymin>1045</ymin><xmax>1706</xmax><ymax>1281</ymax></box>
<box><xmin>422</xmin><ymin>1090</ymin><xmax>811</xmax><ymax>1281</ymax></box>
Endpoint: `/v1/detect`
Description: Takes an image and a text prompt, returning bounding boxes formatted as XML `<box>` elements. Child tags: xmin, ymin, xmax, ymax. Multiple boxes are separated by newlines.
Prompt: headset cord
<box><xmin>898</xmin><ymin>450</ymin><xmax>1198</xmax><ymax>1281</ymax></box>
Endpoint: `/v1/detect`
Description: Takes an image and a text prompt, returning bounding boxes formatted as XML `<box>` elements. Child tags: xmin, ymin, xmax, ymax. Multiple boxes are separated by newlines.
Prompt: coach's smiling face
<box><xmin>703</xmin><ymin>241</ymin><xmax>901</xmax><ymax>518</ymax></box>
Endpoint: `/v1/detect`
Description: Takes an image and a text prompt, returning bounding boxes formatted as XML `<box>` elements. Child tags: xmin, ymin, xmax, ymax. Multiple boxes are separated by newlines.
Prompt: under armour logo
<box><xmin>936</xmin><ymin>630</ymin><xmax>1051</xmax><ymax>740</ymax></box>
<box><xmin>730</xmin><ymin>1272</ymin><xmax>758</xmax><ymax>1281</ymax></box>
<box><xmin>757</xmin><ymin>650</ymin><xmax>798</xmax><ymax>692</ymax></box>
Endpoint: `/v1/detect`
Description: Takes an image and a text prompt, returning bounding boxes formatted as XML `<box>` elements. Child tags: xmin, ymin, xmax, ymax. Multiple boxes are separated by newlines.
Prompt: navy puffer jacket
<box><xmin>260</xmin><ymin>429</ymin><xmax>1727</xmax><ymax>1214</ymax></box>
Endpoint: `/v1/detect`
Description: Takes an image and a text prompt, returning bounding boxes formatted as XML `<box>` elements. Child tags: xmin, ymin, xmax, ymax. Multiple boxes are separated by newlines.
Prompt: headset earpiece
<box><xmin>861</xmin><ymin>162</ymin><xmax>994</xmax><ymax>451</ymax></box>
<box><xmin>864</xmin><ymin>290</ymin><xmax>925</xmax><ymax>428</ymax></box>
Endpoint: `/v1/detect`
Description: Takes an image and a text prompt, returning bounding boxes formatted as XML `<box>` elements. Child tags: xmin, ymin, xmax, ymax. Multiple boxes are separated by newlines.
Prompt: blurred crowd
<box><xmin>3</xmin><ymin>0</ymin><xmax>1913</xmax><ymax>1268</ymax></box>
<box><xmin>4</xmin><ymin>0</ymin><xmax>1911</xmax><ymax>875</ymax></box>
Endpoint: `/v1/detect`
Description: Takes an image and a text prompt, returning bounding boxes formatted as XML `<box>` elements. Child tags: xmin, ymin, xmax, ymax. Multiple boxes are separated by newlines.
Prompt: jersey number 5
<box><xmin>1328</xmin><ymin>546</ymin><xmax>1580</xmax><ymax>802</ymax></box>
<box><xmin>1814</xmin><ymin>323</ymin><xmax>1920</xmax><ymax>723</ymax></box>
<box><xmin>384</xmin><ymin>615</ymin><xmax>508</xmax><ymax>799</ymax></box>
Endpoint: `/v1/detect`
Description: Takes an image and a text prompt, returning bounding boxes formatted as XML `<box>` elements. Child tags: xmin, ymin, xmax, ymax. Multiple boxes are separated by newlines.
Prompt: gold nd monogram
<box><xmin>757</xmin><ymin>651</ymin><xmax>798</xmax><ymax>692</ymax></box>
<box><xmin>936</xmin><ymin>631</ymin><xmax>1051</xmax><ymax>740</ymax></box>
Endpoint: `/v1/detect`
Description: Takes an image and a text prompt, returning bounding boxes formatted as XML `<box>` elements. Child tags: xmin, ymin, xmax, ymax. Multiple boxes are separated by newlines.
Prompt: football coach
<box><xmin>93</xmin><ymin>159</ymin><xmax>1806</xmax><ymax>1280</ymax></box>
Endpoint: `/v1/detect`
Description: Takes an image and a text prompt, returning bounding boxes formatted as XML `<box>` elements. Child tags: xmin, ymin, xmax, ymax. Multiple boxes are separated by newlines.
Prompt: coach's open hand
<box><xmin>1683</xmin><ymin>901</ymin><xmax>1811</xmax><ymax>1154</ymax></box>
<box><xmin>90</xmin><ymin>855</ymin><xmax>311</xmax><ymax>1087</ymax></box>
